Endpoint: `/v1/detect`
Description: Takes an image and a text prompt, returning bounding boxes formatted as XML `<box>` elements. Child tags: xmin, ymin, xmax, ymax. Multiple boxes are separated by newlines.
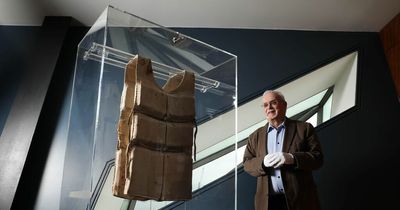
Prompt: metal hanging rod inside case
<box><xmin>83</xmin><ymin>42</ymin><xmax>225</xmax><ymax>93</ymax></box>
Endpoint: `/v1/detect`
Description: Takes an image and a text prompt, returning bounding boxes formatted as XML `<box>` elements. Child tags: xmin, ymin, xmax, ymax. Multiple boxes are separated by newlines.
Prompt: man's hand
<box><xmin>263</xmin><ymin>152</ymin><xmax>294</xmax><ymax>168</ymax></box>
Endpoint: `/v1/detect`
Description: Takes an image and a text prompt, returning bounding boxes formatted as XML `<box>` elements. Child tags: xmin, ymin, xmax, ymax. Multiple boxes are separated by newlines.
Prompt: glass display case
<box><xmin>60</xmin><ymin>5</ymin><xmax>237</xmax><ymax>210</ymax></box>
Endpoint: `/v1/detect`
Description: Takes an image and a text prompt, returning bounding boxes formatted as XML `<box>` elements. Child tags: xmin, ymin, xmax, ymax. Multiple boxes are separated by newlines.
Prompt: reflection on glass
<box><xmin>61</xmin><ymin>5</ymin><xmax>237</xmax><ymax>210</ymax></box>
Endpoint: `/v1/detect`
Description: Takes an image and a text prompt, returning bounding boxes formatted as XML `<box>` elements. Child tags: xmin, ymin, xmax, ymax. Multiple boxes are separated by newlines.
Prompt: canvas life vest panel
<box><xmin>112</xmin><ymin>56</ymin><xmax>139</xmax><ymax>200</ymax></box>
<box><xmin>112</xmin><ymin>55</ymin><xmax>195</xmax><ymax>201</ymax></box>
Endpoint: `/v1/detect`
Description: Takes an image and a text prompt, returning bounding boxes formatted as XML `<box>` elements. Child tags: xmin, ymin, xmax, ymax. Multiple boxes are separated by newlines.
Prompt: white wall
<box><xmin>331</xmin><ymin>53</ymin><xmax>358</xmax><ymax>117</ymax></box>
<box><xmin>0</xmin><ymin>0</ymin><xmax>44</xmax><ymax>25</ymax></box>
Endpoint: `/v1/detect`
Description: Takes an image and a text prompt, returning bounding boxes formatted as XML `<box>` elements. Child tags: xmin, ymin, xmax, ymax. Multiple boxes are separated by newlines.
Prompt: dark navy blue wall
<box><xmin>176</xmin><ymin>29</ymin><xmax>374</xmax><ymax>101</ymax></box>
<box><xmin>1</xmin><ymin>24</ymin><xmax>399</xmax><ymax>210</ymax></box>
<box><xmin>12</xmin><ymin>26</ymin><xmax>88</xmax><ymax>210</ymax></box>
<box><xmin>0</xmin><ymin>26</ymin><xmax>40</xmax><ymax>133</ymax></box>
<box><xmin>0</xmin><ymin>25</ymin><xmax>88</xmax><ymax>210</ymax></box>
<box><xmin>174</xmin><ymin>28</ymin><xmax>400</xmax><ymax>210</ymax></box>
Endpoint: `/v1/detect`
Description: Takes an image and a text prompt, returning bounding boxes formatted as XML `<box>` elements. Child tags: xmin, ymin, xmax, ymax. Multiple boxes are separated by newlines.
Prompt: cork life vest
<box><xmin>112</xmin><ymin>55</ymin><xmax>195</xmax><ymax>201</ymax></box>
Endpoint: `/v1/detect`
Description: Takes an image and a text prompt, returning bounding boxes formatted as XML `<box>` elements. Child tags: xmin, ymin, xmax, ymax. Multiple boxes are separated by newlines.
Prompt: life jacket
<box><xmin>112</xmin><ymin>55</ymin><xmax>195</xmax><ymax>201</ymax></box>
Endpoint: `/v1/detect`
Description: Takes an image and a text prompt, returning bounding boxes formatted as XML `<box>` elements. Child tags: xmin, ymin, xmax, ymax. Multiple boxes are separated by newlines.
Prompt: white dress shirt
<box><xmin>267</xmin><ymin>122</ymin><xmax>286</xmax><ymax>194</ymax></box>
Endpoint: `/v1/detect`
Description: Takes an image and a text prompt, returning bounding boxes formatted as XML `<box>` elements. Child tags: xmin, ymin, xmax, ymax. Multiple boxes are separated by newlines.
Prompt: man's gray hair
<box><xmin>263</xmin><ymin>90</ymin><xmax>286</xmax><ymax>102</ymax></box>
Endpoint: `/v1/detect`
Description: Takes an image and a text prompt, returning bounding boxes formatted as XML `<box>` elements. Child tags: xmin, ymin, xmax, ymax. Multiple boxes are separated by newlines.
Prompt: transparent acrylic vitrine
<box><xmin>60</xmin><ymin>5</ymin><xmax>237</xmax><ymax>210</ymax></box>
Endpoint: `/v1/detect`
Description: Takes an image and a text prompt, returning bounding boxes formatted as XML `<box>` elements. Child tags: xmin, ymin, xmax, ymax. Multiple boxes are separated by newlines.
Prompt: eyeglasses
<box><xmin>261</xmin><ymin>100</ymin><xmax>279</xmax><ymax>108</ymax></box>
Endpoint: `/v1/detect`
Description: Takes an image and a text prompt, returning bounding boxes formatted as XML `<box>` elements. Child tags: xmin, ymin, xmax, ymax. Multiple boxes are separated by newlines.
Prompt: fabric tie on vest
<box><xmin>112</xmin><ymin>55</ymin><xmax>196</xmax><ymax>201</ymax></box>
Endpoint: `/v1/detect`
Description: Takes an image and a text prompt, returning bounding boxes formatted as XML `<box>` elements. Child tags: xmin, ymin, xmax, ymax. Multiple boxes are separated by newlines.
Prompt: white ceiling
<box><xmin>1</xmin><ymin>0</ymin><xmax>400</xmax><ymax>31</ymax></box>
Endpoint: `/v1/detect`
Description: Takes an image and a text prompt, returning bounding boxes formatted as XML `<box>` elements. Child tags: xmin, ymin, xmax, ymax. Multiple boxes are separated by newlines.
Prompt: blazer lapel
<box><xmin>258</xmin><ymin>124</ymin><xmax>268</xmax><ymax>157</ymax></box>
<box><xmin>283</xmin><ymin>118</ymin><xmax>296</xmax><ymax>152</ymax></box>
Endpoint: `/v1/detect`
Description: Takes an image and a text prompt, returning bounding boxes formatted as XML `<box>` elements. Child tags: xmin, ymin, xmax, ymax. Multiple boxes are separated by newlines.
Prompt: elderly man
<box><xmin>243</xmin><ymin>90</ymin><xmax>323</xmax><ymax>210</ymax></box>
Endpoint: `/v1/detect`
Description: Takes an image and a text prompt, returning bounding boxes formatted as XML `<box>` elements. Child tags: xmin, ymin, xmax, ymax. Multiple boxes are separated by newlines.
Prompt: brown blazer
<box><xmin>243</xmin><ymin>118</ymin><xmax>323</xmax><ymax>210</ymax></box>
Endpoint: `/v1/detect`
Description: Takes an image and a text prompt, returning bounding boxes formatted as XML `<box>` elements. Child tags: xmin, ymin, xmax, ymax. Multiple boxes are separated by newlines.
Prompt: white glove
<box><xmin>263</xmin><ymin>152</ymin><xmax>294</xmax><ymax>168</ymax></box>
